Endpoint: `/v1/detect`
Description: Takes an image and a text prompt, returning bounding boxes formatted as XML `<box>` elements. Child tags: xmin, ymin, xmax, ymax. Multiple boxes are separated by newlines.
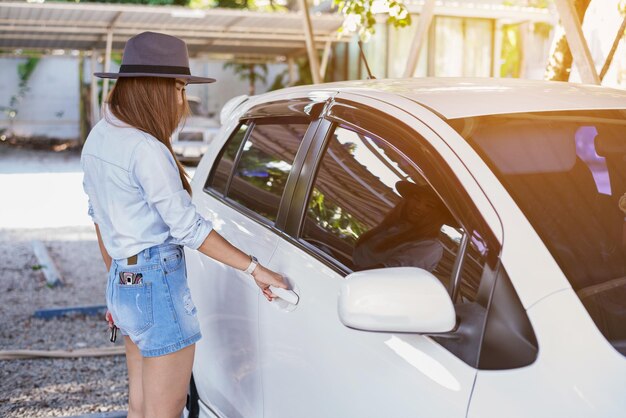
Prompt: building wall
<box><xmin>339</xmin><ymin>12</ymin><xmax>554</xmax><ymax>82</ymax></box>
<box><xmin>0</xmin><ymin>56</ymin><xmax>80</xmax><ymax>140</ymax></box>
<box><xmin>0</xmin><ymin>55</ymin><xmax>287</xmax><ymax>141</ymax></box>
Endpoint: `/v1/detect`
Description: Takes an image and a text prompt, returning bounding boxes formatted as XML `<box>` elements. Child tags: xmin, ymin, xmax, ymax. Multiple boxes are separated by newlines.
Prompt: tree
<box><xmin>223</xmin><ymin>62</ymin><xmax>268</xmax><ymax>95</ymax></box>
<box><xmin>333</xmin><ymin>0</ymin><xmax>411</xmax><ymax>41</ymax></box>
<box><xmin>544</xmin><ymin>0</ymin><xmax>592</xmax><ymax>81</ymax></box>
<box><xmin>78</xmin><ymin>0</ymin><xmax>189</xmax><ymax>5</ymax></box>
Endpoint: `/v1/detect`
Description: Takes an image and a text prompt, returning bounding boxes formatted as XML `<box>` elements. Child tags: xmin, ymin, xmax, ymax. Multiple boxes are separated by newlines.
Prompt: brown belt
<box><xmin>127</xmin><ymin>254</ymin><xmax>138</xmax><ymax>265</ymax></box>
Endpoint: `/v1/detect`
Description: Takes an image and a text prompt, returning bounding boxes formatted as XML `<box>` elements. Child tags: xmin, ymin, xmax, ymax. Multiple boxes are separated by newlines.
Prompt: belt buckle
<box><xmin>127</xmin><ymin>254</ymin><xmax>138</xmax><ymax>265</ymax></box>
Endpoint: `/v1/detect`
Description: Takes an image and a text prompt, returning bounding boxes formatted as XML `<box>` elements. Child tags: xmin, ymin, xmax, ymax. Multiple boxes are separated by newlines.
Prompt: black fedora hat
<box><xmin>94</xmin><ymin>31</ymin><xmax>216</xmax><ymax>84</ymax></box>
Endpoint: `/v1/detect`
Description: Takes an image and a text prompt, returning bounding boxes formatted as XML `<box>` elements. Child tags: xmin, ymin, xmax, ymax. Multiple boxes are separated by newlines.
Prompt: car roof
<box><xmin>253</xmin><ymin>78</ymin><xmax>626</xmax><ymax>119</ymax></box>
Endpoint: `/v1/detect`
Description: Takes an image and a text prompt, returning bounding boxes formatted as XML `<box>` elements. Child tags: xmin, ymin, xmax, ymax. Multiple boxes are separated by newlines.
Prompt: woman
<box><xmin>81</xmin><ymin>32</ymin><xmax>286</xmax><ymax>418</ymax></box>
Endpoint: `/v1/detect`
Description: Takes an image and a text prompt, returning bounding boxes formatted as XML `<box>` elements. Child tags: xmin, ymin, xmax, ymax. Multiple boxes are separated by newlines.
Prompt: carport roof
<box><xmin>0</xmin><ymin>1</ymin><xmax>348</xmax><ymax>59</ymax></box>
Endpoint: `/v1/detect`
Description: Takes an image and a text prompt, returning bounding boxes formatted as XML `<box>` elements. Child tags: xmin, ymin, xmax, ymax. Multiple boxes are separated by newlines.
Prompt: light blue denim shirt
<box><xmin>81</xmin><ymin>107</ymin><xmax>213</xmax><ymax>260</ymax></box>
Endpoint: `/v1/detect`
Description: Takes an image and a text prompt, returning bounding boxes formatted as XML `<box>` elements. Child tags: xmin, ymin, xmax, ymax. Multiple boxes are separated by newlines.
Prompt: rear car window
<box><xmin>206</xmin><ymin>123</ymin><xmax>249</xmax><ymax>195</ymax></box>
<box><xmin>226</xmin><ymin>122</ymin><xmax>309</xmax><ymax>223</ymax></box>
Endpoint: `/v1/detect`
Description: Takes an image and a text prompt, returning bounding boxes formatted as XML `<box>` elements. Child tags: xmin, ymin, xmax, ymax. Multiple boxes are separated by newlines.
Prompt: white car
<box><xmin>172</xmin><ymin>97</ymin><xmax>221</xmax><ymax>165</ymax></box>
<box><xmin>184</xmin><ymin>78</ymin><xmax>626</xmax><ymax>418</ymax></box>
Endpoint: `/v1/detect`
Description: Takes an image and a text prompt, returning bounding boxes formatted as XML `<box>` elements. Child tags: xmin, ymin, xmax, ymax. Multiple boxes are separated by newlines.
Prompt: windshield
<box><xmin>449</xmin><ymin>110</ymin><xmax>626</xmax><ymax>355</ymax></box>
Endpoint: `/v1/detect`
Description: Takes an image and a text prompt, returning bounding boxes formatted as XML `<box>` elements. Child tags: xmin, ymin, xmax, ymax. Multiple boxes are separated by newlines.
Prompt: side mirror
<box><xmin>338</xmin><ymin>267</ymin><xmax>456</xmax><ymax>333</ymax></box>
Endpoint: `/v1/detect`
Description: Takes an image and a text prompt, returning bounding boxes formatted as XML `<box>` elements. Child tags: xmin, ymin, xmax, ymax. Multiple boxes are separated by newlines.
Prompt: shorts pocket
<box><xmin>113</xmin><ymin>282</ymin><xmax>154</xmax><ymax>335</ymax></box>
<box><xmin>162</xmin><ymin>246</ymin><xmax>184</xmax><ymax>272</ymax></box>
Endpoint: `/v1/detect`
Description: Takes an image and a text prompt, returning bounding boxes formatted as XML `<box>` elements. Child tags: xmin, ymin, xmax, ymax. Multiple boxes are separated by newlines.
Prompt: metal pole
<box><xmin>600</xmin><ymin>15</ymin><xmax>626</xmax><ymax>82</ymax></box>
<box><xmin>553</xmin><ymin>0</ymin><xmax>600</xmax><ymax>84</ymax></box>
<box><xmin>90</xmin><ymin>50</ymin><xmax>99</xmax><ymax>126</ymax></box>
<box><xmin>297</xmin><ymin>0</ymin><xmax>322</xmax><ymax>84</ymax></box>
<box><xmin>403</xmin><ymin>0</ymin><xmax>435</xmax><ymax>78</ymax></box>
<box><xmin>101</xmin><ymin>29</ymin><xmax>113</xmax><ymax>111</ymax></box>
<box><xmin>320</xmin><ymin>39</ymin><xmax>332</xmax><ymax>80</ymax></box>
<box><xmin>519</xmin><ymin>21</ymin><xmax>530</xmax><ymax>79</ymax></box>
<box><xmin>287</xmin><ymin>57</ymin><xmax>297</xmax><ymax>86</ymax></box>
<box><xmin>492</xmin><ymin>20</ymin><xmax>503</xmax><ymax>78</ymax></box>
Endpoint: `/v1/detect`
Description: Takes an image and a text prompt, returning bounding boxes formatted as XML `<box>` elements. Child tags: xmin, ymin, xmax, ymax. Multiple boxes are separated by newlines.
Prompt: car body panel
<box><xmin>186</xmin><ymin>192</ymin><xmax>278</xmax><ymax>418</ymax></box>
<box><xmin>261</xmin><ymin>239</ymin><xmax>477</xmax><ymax>418</ymax></box>
<box><xmin>468</xmin><ymin>289</ymin><xmax>626</xmax><ymax>418</ymax></box>
<box><xmin>249</xmin><ymin>78</ymin><xmax>626</xmax><ymax>119</ymax></box>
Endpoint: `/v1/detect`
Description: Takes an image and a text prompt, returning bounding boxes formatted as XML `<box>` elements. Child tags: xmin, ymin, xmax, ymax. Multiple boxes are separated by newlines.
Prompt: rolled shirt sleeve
<box><xmin>131</xmin><ymin>139</ymin><xmax>213</xmax><ymax>250</ymax></box>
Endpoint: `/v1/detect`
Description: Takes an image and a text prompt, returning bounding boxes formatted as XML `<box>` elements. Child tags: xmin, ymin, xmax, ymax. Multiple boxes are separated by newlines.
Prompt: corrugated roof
<box><xmin>0</xmin><ymin>1</ymin><xmax>349</xmax><ymax>58</ymax></box>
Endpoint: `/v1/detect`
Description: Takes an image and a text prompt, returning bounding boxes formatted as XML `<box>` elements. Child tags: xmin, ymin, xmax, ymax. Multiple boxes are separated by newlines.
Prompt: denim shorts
<box><xmin>106</xmin><ymin>243</ymin><xmax>202</xmax><ymax>357</ymax></box>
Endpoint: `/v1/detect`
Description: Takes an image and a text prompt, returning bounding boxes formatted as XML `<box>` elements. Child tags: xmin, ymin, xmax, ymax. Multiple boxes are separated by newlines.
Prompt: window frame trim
<box><xmin>203</xmin><ymin>116</ymin><xmax>322</xmax><ymax>231</ymax></box>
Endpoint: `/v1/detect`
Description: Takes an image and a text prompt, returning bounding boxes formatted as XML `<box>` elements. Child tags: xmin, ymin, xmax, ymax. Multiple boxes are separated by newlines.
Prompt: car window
<box><xmin>450</xmin><ymin>110</ymin><xmax>626</xmax><ymax>357</ymax></box>
<box><xmin>227</xmin><ymin>122</ymin><xmax>309</xmax><ymax>223</ymax></box>
<box><xmin>301</xmin><ymin>124</ymin><xmax>464</xmax><ymax>289</ymax></box>
<box><xmin>299</xmin><ymin>118</ymin><xmax>528</xmax><ymax>368</ymax></box>
<box><xmin>206</xmin><ymin>123</ymin><xmax>250</xmax><ymax>196</ymax></box>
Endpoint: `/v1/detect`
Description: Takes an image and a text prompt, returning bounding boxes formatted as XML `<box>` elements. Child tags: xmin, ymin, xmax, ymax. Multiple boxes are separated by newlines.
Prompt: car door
<box><xmin>187</xmin><ymin>116</ymin><xmax>316</xmax><ymax>418</ymax></box>
<box><xmin>259</xmin><ymin>96</ymin><xmax>504</xmax><ymax>417</ymax></box>
<box><xmin>187</xmin><ymin>96</ymin><xmax>329</xmax><ymax>418</ymax></box>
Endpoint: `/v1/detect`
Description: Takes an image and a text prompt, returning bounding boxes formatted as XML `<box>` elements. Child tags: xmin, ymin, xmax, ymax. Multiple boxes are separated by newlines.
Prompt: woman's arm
<box><xmin>94</xmin><ymin>223</ymin><xmax>112</xmax><ymax>271</ymax></box>
<box><xmin>94</xmin><ymin>223</ymin><xmax>115</xmax><ymax>328</ymax></box>
<box><xmin>197</xmin><ymin>230</ymin><xmax>287</xmax><ymax>301</ymax></box>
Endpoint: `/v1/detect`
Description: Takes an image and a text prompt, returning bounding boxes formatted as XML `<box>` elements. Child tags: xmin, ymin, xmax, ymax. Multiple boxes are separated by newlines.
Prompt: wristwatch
<box><xmin>244</xmin><ymin>255</ymin><xmax>259</xmax><ymax>275</ymax></box>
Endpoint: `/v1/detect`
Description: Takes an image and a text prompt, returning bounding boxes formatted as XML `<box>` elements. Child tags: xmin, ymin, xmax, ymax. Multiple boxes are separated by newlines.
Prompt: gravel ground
<box><xmin>0</xmin><ymin>227</ymin><xmax>129</xmax><ymax>417</ymax></box>
<box><xmin>0</xmin><ymin>146</ymin><xmax>130</xmax><ymax>417</ymax></box>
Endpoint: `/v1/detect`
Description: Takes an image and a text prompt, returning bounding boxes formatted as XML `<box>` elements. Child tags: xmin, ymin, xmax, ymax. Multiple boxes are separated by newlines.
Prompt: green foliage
<box><xmin>223</xmin><ymin>62</ymin><xmax>268</xmax><ymax>95</ymax></box>
<box><xmin>6</xmin><ymin>56</ymin><xmax>40</xmax><ymax>119</ymax></box>
<box><xmin>76</xmin><ymin>0</ymin><xmax>190</xmax><ymax>5</ymax></box>
<box><xmin>503</xmin><ymin>0</ymin><xmax>551</xmax><ymax>7</ymax></box>
<box><xmin>308</xmin><ymin>189</ymin><xmax>366</xmax><ymax>243</ymax></box>
<box><xmin>268</xmin><ymin>57</ymin><xmax>314</xmax><ymax>91</ymax></box>
<box><xmin>189</xmin><ymin>0</ymin><xmax>285</xmax><ymax>11</ymax></box>
<box><xmin>333</xmin><ymin>0</ymin><xmax>411</xmax><ymax>42</ymax></box>
<box><xmin>500</xmin><ymin>24</ymin><xmax>521</xmax><ymax>78</ymax></box>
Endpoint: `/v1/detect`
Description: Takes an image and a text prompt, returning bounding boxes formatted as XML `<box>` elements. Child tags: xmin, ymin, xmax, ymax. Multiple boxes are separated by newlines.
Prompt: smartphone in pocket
<box><xmin>119</xmin><ymin>272</ymin><xmax>142</xmax><ymax>285</ymax></box>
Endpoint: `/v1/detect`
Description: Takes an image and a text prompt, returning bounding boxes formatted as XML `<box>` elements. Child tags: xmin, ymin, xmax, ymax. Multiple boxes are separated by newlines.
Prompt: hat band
<box><xmin>119</xmin><ymin>64</ymin><xmax>191</xmax><ymax>75</ymax></box>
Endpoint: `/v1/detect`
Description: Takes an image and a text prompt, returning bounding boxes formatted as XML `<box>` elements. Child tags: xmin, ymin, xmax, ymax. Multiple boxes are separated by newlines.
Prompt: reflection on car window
<box><xmin>450</xmin><ymin>110</ymin><xmax>626</xmax><ymax>355</ymax></box>
<box><xmin>302</xmin><ymin>125</ymin><xmax>463</xmax><ymax>287</ymax></box>
<box><xmin>227</xmin><ymin>122</ymin><xmax>309</xmax><ymax>223</ymax></box>
<box><xmin>206</xmin><ymin>123</ymin><xmax>249</xmax><ymax>196</ymax></box>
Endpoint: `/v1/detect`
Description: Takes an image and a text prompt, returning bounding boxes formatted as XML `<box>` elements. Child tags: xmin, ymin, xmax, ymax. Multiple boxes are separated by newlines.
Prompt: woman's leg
<box><xmin>125</xmin><ymin>336</ymin><xmax>145</xmax><ymax>418</ymax></box>
<box><xmin>142</xmin><ymin>343</ymin><xmax>195</xmax><ymax>418</ymax></box>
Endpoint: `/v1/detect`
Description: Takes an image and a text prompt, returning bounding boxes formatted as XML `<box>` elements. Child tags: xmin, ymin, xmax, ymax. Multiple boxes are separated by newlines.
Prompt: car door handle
<box><xmin>269</xmin><ymin>286</ymin><xmax>299</xmax><ymax>305</ymax></box>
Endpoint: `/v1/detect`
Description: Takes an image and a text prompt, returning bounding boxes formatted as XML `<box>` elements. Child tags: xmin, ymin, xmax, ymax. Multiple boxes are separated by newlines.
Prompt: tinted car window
<box><xmin>227</xmin><ymin>122</ymin><xmax>309</xmax><ymax>223</ymax></box>
<box><xmin>206</xmin><ymin>123</ymin><xmax>249</xmax><ymax>195</ymax></box>
<box><xmin>301</xmin><ymin>125</ymin><xmax>462</xmax><ymax>287</ymax></box>
<box><xmin>450</xmin><ymin>110</ymin><xmax>626</xmax><ymax>356</ymax></box>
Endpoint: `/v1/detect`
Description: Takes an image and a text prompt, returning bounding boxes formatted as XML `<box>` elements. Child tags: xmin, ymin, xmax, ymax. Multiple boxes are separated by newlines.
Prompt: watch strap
<box><xmin>244</xmin><ymin>255</ymin><xmax>258</xmax><ymax>274</ymax></box>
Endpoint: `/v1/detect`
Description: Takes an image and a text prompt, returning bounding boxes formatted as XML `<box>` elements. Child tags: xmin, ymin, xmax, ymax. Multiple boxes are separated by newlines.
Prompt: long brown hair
<box><xmin>106</xmin><ymin>77</ymin><xmax>192</xmax><ymax>195</ymax></box>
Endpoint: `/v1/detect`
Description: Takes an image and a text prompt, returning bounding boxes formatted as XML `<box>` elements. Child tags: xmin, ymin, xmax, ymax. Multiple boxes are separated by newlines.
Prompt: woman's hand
<box><xmin>252</xmin><ymin>264</ymin><xmax>287</xmax><ymax>302</ymax></box>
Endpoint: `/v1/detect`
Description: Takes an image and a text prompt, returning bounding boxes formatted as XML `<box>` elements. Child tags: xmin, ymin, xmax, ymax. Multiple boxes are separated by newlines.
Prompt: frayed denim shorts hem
<box><xmin>141</xmin><ymin>331</ymin><xmax>202</xmax><ymax>358</ymax></box>
<box><xmin>106</xmin><ymin>242</ymin><xmax>203</xmax><ymax>357</ymax></box>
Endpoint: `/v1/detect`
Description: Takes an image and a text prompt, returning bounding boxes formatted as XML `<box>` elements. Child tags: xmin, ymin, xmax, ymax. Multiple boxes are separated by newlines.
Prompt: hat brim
<box><xmin>94</xmin><ymin>72</ymin><xmax>216</xmax><ymax>84</ymax></box>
